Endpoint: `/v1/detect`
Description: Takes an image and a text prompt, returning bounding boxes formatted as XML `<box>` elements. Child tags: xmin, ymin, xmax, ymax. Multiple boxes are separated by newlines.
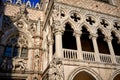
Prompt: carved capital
<box><xmin>53</xmin><ymin>27</ymin><xmax>65</xmax><ymax>35</ymax></box>
<box><xmin>73</xmin><ymin>30</ymin><xmax>82</xmax><ymax>37</ymax></box>
<box><xmin>104</xmin><ymin>36</ymin><xmax>112</xmax><ymax>42</ymax></box>
<box><xmin>89</xmin><ymin>33</ymin><xmax>98</xmax><ymax>40</ymax></box>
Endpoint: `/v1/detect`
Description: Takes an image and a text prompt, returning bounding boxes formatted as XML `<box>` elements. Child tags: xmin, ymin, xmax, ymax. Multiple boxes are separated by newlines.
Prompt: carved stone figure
<box><xmin>12</xmin><ymin>59</ymin><xmax>27</xmax><ymax>71</ymax></box>
<box><xmin>49</xmin><ymin>59</ymin><xmax>64</xmax><ymax>80</ymax></box>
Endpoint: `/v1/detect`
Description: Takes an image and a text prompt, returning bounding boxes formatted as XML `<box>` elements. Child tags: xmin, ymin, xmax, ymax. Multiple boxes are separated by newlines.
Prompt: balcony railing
<box><xmin>99</xmin><ymin>53</ymin><xmax>112</xmax><ymax>63</ymax></box>
<box><xmin>82</xmin><ymin>51</ymin><xmax>95</xmax><ymax>62</ymax></box>
<box><xmin>62</xmin><ymin>48</ymin><xmax>119</xmax><ymax>64</ymax></box>
<box><xmin>63</xmin><ymin>49</ymin><xmax>77</xmax><ymax>59</ymax></box>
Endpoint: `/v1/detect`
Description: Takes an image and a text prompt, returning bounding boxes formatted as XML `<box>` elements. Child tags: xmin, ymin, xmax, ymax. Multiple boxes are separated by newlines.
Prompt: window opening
<box><xmin>97</xmin><ymin>29</ymin><xmax>110</xmax><ymax>54</ymax></box>
<box><xmin>111</xmin><ymin>32</ymin><xmax>120</xmax><ymax>56</ymax></box>
<box><xmin>81</xmin><ymin>27</ymin><xmax>94</xmax><ymax>52</ymax></box>
<box><xmin>62</xmin><ymin>23</ymin><xmax>77</xmax><ymax>50</ymax></box>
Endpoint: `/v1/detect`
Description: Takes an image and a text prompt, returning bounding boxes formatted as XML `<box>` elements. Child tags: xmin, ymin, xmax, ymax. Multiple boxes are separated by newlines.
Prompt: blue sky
<box><xmin>2</xmin><ymin>0</ymin><xmax>40</xmax><ymax>6</ymax></box>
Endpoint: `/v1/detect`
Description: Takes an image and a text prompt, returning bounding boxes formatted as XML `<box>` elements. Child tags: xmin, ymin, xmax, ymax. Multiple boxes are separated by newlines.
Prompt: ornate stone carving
<box><xmin>49</xmin><ymin>59</ymin><xmax>64</xmax><ymax>80</ymax></box>
<box><xmin>28</xmin><ymin>22</ymin><xmax>37</xmax><ymax>34</ymax></box>
<box><xmin>52</xmin><ymin>4</ymin><xmax>59</xmax><ymax>20</ymax></box>
<box><xmin>10</xmin><ymin>4</ymin><xmax>29</xmax><ymax>22</ymax></box>
<box><xmin>12</xmin><ymin>58</ymin><xmax>27</xmax><ymax>71</ymax></box>
<box><xmin>16</xmin><ymin>21</ymin><xmax>24</xmax><ymax>28</ymax></box>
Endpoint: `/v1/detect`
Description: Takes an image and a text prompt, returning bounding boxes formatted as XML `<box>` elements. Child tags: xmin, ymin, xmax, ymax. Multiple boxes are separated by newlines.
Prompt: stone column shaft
<box><xmin>55</xmin><ymin>31</ymin><xmax>63</xmax><ymax>58</ymax></box>
<box><xmin>105</xmin><ymin>37</ymin><xmax>116</xmax><ymax>63</ymax></box>
<box><xmin>90</xmin><ymin>34</ymin><xmax>100</xmax><ymax>62</ymax></box>
<box><xmin>74</xmin><ymin>31</ymin><xmax>82</xmax><ymax>60</ymax></box>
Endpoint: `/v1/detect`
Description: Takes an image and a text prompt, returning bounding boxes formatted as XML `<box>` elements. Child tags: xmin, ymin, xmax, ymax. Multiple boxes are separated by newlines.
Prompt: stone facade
<box><xmin>0</xmin><ymin>0</ymin><xmax>120</xmax><ymax>80</ymax></box>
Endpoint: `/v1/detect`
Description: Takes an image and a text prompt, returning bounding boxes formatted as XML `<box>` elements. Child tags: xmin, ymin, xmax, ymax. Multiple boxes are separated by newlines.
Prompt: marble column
<box><xmin>90</xmin><ymin>34</ymin><xmax>100</xmax><ymax>62</ymax></box>
<box><xmin>74</xmin><ymin>30</ymin><xmax>82</xmax><ymax>60</ymax></box>
<box><xmin>104</xmin><ymin>37</ymin><xmax>116</xmax><ymax>63</ymax></box>
<box><xmin>54</xmin><ymin>28</ymin><xmax>64</xmax><ymax>58</ymax></box>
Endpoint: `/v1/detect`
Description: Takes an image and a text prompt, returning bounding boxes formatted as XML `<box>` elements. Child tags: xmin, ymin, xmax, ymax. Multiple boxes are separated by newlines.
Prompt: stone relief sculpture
<box><xmin>49</xmin><ymin>59</ymin><xmax>64</xmax><ymax>80</ymax></box>
<box><xmin>12</xmin><ymin>58</ymin><xmax>27</xmax><ymax>71</ymax></box>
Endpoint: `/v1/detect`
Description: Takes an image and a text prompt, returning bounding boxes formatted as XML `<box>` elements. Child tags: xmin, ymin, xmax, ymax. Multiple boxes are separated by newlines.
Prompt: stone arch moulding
<box><xmin>68</xmin><ymin>67</ymin><xmax>103</xmax><ymax>80</ymax></box>
<box><xmin>1</xmin><ymin>29</ymin><xmax>33</xmax><ymax>47</ymax></box>
<box><xmin>79</xmin><ymin>22</ymin><xmax>94</xmax><ymax>34</ymax></box>
<box><xmin>110</xmin><ymin>30</ymin><xmax>120</xmax><ymax>38</ymax></box>
<box><xmin>62</xmin><ymin>19</ymin><xmax>77</xmax><ymax>31</ymax></box>
<box><xmin>109</xmin><ymin>69</ymin><xmax>120</xmax><ymax>80</ymax></box>
<box><xmin>96</xmin><ymin>27</ymin><xmax>109</xmax><ymax>37</ymax></box>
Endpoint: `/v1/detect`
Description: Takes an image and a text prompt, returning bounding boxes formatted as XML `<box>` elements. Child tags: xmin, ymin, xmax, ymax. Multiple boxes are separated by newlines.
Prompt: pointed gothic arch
<box><xmin>79</xmin><ymin>22</ymin><xmax>93</xmax><ymax>34</ymax></box>
<box><xmin>3</xmin><ymin>32</ymin><xmax>29</xmax><ymax>58</ymax></box>
<box><xmin>68</xmin><ymin>67</ymin><xmax>103</xmax><ymax>80</ymax></box>
<box><xmin>62</xmin><ymin>19</ymin><xmax>76</xmax><ymax>31</ymax></box>
<box><xmin>97</xmin><ymin>28</ymin><xmax>110</xmax><ymax>54</ymax></box>
<box><xmin>109</xmin><ymin>69</ymin><xmax>120</xmax><ymax>80</ymax></box>
<box><xmin>80</xmin><ymin>26</ymin><xmax>94</xmax><ymax>52</ymax></box>
<box><xmin>111</xmin><ymin>31</ymin><xmax>120</xmax><ymax>56</ymax></box>
<box><xmin>62</xmin><ymin>22</ymin><xmax>77</xmax><ymax>50</ymax></box>
<box><xmin>95</xmin><ymin>27</ymin><xmax>108</xmax><ymax>37</ymax></box>
<box><xmin>1</xmin><ymin>28</ymin><xmax>33</xmax><ymax>47</ymax></box>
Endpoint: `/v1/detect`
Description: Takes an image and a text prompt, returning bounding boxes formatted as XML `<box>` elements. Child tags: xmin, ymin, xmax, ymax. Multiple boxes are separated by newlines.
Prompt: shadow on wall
<box><xmin>0</xmin><ymin>0</ymin><xmax>25</xmax><ymax>79</ymax></box>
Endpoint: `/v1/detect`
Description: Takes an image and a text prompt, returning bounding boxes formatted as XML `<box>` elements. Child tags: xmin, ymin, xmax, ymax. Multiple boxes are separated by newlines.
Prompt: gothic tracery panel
<box><xmin>4</xmin><ymin>33</ymin><xmax>28</xmax><ymax>58</ymax></box>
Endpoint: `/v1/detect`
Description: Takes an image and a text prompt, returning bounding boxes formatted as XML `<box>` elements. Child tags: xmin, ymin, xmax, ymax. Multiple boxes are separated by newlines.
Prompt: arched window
<box><xmin>113</xmin><ymin>74</ymin><xmax>120</xmax><ymax>80</ymax></box>
<box><xmin>81</xmin><ymin>27</ymin><xmax>94</xmax><ymax>52</ymax></box>
<box><xmin>73</xmin><ymin>71</ymin><xmax>96</xmax><ymax>80</ymax></box>
<box><xmin>97</xmin><ymin>29</ymin><xmax>110</xmax><ymax>54</ymax></box>
<box><xmin>4</xmin><ymin>34</ymin><xmax>28</xmax><ymax>58</ymax></box>
<box><xmin>62</xmin><ymin>23</ymin><xmax>77</xmax><ymax>50</ymax></box>
<box><xmin>111</xmin><ymin>32</ymin><xmax>120</xmax><ymax>56</ymax></box>
<box><xmin>21</xmin><ymin>47</ymin><xmax>28</xmax><ymax>57</ymax></box>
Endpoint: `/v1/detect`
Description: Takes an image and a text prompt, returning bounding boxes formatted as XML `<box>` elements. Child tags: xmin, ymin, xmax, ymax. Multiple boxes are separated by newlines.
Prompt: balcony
<box><xmin>62</xmin><ymin>48</ymin><xmax>120</xmax><ymax>64</ymax></box>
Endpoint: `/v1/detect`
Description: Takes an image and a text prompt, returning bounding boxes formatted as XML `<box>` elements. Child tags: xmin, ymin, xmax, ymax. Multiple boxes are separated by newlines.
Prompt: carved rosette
<box><xmin>49</xmin><ymin>59</ymin><xmax>64</xmax><ymax>80</ymax></box>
